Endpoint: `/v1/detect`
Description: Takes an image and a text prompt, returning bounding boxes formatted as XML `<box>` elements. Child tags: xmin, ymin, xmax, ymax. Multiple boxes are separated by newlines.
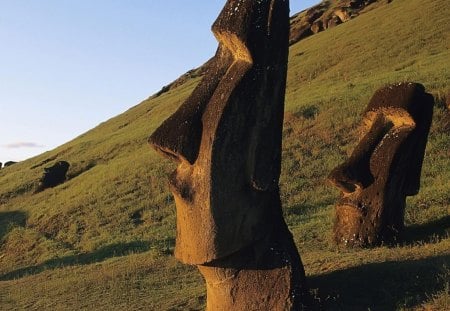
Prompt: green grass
<box><xmin>0</xmin><ymin>0</ymin><xmax>449</xmax><ymax>309</ymax></box>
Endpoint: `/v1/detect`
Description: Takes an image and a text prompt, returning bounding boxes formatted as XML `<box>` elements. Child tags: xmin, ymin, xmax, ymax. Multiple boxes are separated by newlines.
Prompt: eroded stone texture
<box><xmin>288</xmin><ymin>0</ymin><xmax>382</xmax><ymax>45</ymax></box>
<box><xmin>37</xmin><ymin>161</ymin><xmax>70</xmax><ymax>191</ymax></box>
<box><xmin>149</xmin><ymin>0</ymin><xmax>308</xmax><ymax>309</ymax></box>
<box><xmin>328</xmin><ymin>83</ymin><xmax>434</xmax><ymax>246</ymax></box>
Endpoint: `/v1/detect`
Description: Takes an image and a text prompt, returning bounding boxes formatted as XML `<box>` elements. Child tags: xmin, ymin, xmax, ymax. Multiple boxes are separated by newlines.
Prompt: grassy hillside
<box><xmin>0</xmin><ymin>0</ymin><xmax>449</xmax><ymax>309</ymax></box>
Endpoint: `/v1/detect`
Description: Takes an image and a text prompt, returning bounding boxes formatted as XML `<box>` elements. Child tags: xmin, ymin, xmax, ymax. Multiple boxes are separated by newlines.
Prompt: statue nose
<box><xmin>149</xmin><ymin>103</ymin><xmax>203</xmax><ymax>164</ymax></box>
<box><xmin>328</xmin><ymin>113</ymin><xmax>391</xmax><ymax>194</ymax></box>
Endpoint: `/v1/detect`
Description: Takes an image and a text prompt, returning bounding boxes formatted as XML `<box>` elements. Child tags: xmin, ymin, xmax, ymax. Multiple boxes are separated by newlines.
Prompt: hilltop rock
<box><xmin>289</xmin><ymin>0</ymin><xmax>389</xmax><ymax>45</ymax></box>
<box><xmin>36</xmin><ymin>161</ymin><xmax>70</xmax><ymax>192</ymax></box>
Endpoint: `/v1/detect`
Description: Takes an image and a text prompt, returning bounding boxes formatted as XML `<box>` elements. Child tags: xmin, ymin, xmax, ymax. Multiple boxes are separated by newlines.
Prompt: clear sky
<box><xmin>0</xmin><ymin>0</ymin><xmax>318</xmax><ymax>163</ymax></box>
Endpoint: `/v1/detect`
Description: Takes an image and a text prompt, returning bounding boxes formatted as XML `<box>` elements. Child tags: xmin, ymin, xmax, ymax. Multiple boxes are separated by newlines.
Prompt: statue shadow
<box><xmin>0</xmin><ymin>211</ymin><xmax>27</xmax><ymax>240</ymax></box>
<box><xmin>401</xmin><ymin>215</ymin><xmax>450</xmax><ymax>245</ymax></box>
<box><xmin>0</xmin><ymin>240</ymin><xmax>150</xmax><ymax>281</ymax></box>
<box><xmin>308</xmin><ymin>254</ymin><xmax>449</xmax><ymax>310</ymax></box>
<box><xmin>286</xmin><ymin>197</ymin><xmax>334</xmax><ymax>218</ymax></box>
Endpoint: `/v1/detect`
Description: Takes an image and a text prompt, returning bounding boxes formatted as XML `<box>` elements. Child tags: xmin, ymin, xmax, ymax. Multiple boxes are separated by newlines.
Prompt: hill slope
<box><xmin>0</xmin><ymin>0</ymin><xmax>449</xmax><ymax>309</ymax></box>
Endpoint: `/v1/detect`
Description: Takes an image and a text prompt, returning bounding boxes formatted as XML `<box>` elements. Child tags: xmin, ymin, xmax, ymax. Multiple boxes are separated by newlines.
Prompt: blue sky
<box><xmin>0</xmin><ymin>0</ymin><xmax>318</xmax><ymax>163</ymax></box>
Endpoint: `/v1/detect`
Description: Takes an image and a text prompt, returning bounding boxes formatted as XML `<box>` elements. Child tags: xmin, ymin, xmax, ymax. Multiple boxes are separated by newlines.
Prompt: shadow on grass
<box><xmin>0</xmin><ymin>211</ymin><xmax>27</xmax><ymax>240</ymax></box>
<box><xmin>0</xmin><ymin>240</ymin><xmax>150</xmax><ymax>281</ymax></box>
<box><xmin>402</xmin><ymin>215</ymin><xmax>450</xmax><ymax>245</ymax></box>
<box><xmin>285</xmin><ymin>197</ymin><xmax>334</xmax><ymax>218</ymax></box>
<box><xmin>309</xmin><ymin>254</ymin><xmax>449</xmax><ymax>310</ymax></box>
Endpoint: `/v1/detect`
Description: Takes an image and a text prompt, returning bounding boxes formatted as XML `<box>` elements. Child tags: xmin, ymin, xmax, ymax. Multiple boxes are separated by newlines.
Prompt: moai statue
<box><xmin>149</xmin><ymin>0</ymin><xmax>309</xmax><ymax>309</ymax></box>
<box><xmin>36</xmin><ymin>161</ymin><xmax>70</xmax><ymax>192</ymax></box>
<box><xmin>328</xmin><ymin>83</ymin><xmax>434</xmax><ymax>246</ymax></box>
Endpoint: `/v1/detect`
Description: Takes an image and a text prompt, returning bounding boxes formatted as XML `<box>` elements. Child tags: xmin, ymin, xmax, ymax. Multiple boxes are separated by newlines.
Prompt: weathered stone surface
<box><xmin>333</xmin><ymin>8</ymin><xmax>352</xmax><ymax>22</ymax></box>
<box><xmin>327</xmin><ymin>15</ymin><xmax>342</xmax><ymax>28</ymax></box>
<box><xmin>4</xmin><ymin>161</ymin><xmax>17</xmax><ymax>167</ymax></box>
<box><xmin>328</xmin><ymin>82</ymin><xmax>434</xmax><ymax>246</ymax></box>
<box><xmin>311</xmin><ymin>20</ymin><xmax>324</xmax><ymax>33</ymax></box>
<box><xmin>37</xmin><ymin>161</ymin><xmax>70</xmax><ymax>191</ymax></box>
<box><xmin>149</xmin><ymin>0</ymin><xmax>308</xmax><ymax>309</ymax></box>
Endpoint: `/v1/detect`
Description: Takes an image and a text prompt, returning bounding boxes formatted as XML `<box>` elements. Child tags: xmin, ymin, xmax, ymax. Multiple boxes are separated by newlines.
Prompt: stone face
<box><xmin>149</xmin><ymin>0</ymin><xmax>308</xmax><ymax>309</ymax></box>
<box><xmin>37</xmin><ymin>161</ymin><xmax>70</xmax><ymax>191</ymax></box>
<box><xmin>328</xmin><ymin>83</ymin><xmax>434</xmax><ymax>246</ymax></box>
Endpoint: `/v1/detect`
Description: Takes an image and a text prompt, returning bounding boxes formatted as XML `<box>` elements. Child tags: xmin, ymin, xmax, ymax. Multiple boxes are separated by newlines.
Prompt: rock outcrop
<box><xmin>328</xmin><ymin>83</ymin><xmax>434</xmax><ymax>246</ymax></box>
<box><xmin>3</xmin><ymin>161</ymin><xmax>17</xmax><ymax>168</ymax></box>
<box><xmin>149</xmin><ymin>0</ymin><xmax>309</xmax><ymax>309</ymax></box>
<box><xmin>289</xmin><ymin>0</ymin><xmax>386</xmax><ymax>45</ymax></box>
<box><xmin>37</xmin><ymin>161</ymin><xmax>70</xmax><ymax>192</ymax></box>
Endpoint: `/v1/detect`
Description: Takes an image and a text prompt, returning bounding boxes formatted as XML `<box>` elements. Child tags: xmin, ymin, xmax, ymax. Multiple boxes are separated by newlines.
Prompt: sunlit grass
<box><xmin>0</xmin><ymin>0</ymin><xmax>449</xmax><ymax>309</ymax></box>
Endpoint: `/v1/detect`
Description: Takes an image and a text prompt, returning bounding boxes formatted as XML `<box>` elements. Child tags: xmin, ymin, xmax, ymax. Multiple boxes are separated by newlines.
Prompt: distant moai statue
<box><xmin>328</xmin><ymin>83</ymin><xmax>434</xmax><ymax>246</ymax></box>
<box><xmin>149</xmin><ymin>0</ymin><xmax>309</xmax><ymax>309</ymax></box>
<box><xmin>36</xmin><ymin>161</ymin><xmax>70</xmax><ymax>192</ymax></box>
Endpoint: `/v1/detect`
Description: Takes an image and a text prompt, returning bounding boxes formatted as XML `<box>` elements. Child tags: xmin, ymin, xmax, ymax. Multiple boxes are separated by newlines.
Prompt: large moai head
<box><xmin>149</xmin><ymin>0</ymin><xmax>290</xmax><ymax>265</ymax></box>
<box><xmin>328</xmin><ymin>83</ymin><xmax>434</xmax><ymax>246</ymax></box>
<box><xmin>149</xmin><ymin>1</ymin><xmax>308</xmax><ymax>308</ymax></box>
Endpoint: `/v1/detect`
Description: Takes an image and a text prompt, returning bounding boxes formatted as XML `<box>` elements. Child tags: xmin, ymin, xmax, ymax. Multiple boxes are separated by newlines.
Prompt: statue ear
<box><xmin>396</xmin><ymin>92</ymin><xmax>434</xmax><ymax>196</ymax></box>
<box><xmin>248</xmin><ymin>2</ymin><xmax>290</xmax><ymax>192</ymax></box>
<box><xmin>250</xmin><ymin>108</ymin><xmax>284</xmax><ymax>191</ymax></box>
